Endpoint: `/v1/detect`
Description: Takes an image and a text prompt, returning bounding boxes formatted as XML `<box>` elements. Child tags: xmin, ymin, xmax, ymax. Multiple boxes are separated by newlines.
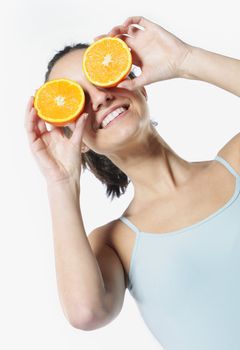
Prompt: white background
<box><xmin>0</xmin><ymin>0</ymin><xmax>239</xmax><ymax>349</ymax></box>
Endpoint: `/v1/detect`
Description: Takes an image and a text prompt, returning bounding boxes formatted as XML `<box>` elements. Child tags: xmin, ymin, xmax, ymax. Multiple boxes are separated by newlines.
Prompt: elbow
<box><xmin>68</xmin><ymin>307</ymin><xmax>95</xmax><ymax>330</ymax></box>
<box><xmin>68</xmin><ymin>306</ymin><xmax>108</xmax><ymax>331</ymax></box>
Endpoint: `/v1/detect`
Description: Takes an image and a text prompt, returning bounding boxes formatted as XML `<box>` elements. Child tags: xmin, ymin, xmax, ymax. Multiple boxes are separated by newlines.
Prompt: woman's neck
<box><xmin>108</xmin><ymin>128</ymin><xmax>194</xmax><ymax>201</ymax></box>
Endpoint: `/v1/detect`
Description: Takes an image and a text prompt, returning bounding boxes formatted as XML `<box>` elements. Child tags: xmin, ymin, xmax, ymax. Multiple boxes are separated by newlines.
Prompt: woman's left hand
<box><xmin>94</xmin><ymin>16</ymin><xmax>193</xmax><ymax>90</ymax></box>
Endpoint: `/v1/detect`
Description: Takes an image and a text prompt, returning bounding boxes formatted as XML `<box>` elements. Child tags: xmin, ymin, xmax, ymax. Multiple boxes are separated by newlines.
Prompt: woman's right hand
<box><xmin>24</xmin><ymin>96</ymin><xmax>89</xmax><ymax>185</ymax></box>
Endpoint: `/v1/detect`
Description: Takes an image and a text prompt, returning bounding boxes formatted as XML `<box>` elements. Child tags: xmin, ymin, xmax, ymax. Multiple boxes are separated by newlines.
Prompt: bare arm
<box><xmin>24</xmin><ymin>96</ymin><xmax>125</xmax><ymax>331</ymax></box>
<box><xmin>179</xmin><ymin>46</ymin><xmax>240</xmax><ymax>97</ymax></box>
<box><xmin>47</xmin><ymin>179</ymin><xmax>107</xmax><ymax>329</ymax></box>
<box><xmin>47</xmin><ymin>179</ymin><xmax>126</xmax><ymax>330</ymax></box>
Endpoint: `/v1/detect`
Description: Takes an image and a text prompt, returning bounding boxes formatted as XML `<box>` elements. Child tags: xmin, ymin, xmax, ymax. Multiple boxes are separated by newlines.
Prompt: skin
<box><xmin>48</xmin><ymin>48</ymin><xmax>199</xmax><ymax>204</ymax></box>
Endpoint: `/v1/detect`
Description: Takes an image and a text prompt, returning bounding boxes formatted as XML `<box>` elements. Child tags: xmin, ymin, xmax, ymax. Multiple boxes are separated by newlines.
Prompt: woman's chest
<box><xmin>109</xmin><ymin>162</ymin><xmax>237</xmax><ymax>282</ymax></box>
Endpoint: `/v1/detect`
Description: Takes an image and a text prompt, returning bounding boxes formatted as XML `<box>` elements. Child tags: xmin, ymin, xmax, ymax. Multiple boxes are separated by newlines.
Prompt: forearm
<box><xmin>180</xmin><ymin>46</ymin><xmax>240</xmax><ymax>97</ymax></box>
<box><xmin>46</xmin><ymin>179</ymin><xmax>106</xmax><ymax>327</ymax></box>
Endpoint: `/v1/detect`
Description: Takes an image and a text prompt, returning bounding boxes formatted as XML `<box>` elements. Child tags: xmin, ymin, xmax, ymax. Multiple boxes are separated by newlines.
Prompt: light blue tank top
<box><xmin>119</xmin><ymin>155</ymin><xmax>240</xmax><ymax>350</ymax></box>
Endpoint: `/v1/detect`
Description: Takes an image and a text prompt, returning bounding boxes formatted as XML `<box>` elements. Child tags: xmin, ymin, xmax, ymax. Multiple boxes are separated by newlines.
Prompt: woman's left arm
<box><xmin>178</xmin><ymin>46</ymin><xmax>240</xmax><ymax>97</ymax></box>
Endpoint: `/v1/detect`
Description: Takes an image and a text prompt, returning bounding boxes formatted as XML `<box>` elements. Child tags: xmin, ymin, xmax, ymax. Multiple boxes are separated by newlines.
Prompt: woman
<box><xmin>24</xmin><ymin>16</ymin><xmax>240</xmax><ymax>350</ymax></box>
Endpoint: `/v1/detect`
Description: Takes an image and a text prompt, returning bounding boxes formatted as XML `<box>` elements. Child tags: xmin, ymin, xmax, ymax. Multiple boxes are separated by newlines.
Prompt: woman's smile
<box><xmin>98</xmin><ymin>105</ymin><xmax>130</xmax><ymax>130</ymax></box>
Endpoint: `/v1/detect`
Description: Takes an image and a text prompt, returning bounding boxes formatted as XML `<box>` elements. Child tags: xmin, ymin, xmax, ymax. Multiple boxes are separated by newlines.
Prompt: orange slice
<box><xmin>34</xmin><ymin>79</ymin><xmax>85</xmax><ymax>126</ymax></box>
<box><xmin>82</xmin><ymin>37</ymin><xmax>132</xmax><ymax>87</ymax></box>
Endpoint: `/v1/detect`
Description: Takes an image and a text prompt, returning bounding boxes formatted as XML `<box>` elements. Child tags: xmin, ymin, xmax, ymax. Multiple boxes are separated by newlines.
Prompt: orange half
<box><xmin>34</xmin><ymin>79</ymin><xmax>85</xmax><ymax>126</ymax></box>
<box><xmin>82</xmin><ymin>37</ymin><xmax>132</xmax><ymax>87</ymax></box>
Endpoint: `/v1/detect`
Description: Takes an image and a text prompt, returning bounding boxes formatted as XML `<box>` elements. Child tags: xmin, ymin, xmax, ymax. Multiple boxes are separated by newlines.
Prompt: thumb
<box><xmin>70</xmin><ymin>113</ymin><xmax>89</xmax><ymax>147</ymax></box>
<box><xmin>116</xmin><ymin>75</ymin><xmax>146</xmax><ymax>90</ymax></box>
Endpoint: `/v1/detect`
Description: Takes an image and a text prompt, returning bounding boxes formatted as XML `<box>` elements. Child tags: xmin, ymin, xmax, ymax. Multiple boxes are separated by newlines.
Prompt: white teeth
<box><xmin>101</xmin><ymin>107</ymin><xmax>127</xmax><ymax>128</ymax></box>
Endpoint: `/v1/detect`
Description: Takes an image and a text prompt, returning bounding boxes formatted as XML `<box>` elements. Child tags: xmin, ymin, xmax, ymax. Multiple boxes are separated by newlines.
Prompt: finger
<box><xmin>107</xmin><ymin>25</ymin><xmax>142</xmax><ymax>50</ymax></box>
<box><xmin>107</xmin><ymin>25</ymin><xmax>129</xmax><ymax>37</ymax></box>
<box><xmin>110</xmin><ymin>24</ymin><xmax>145</xmax><ymax>39</ymax></box>
<box><xmin>128</xmin><ymin>47</ymin><xmax>142</xmax><ymax>67</ymax></box>
<box><xmin>24</xmin><ymin>96</ymin><xmax>35</xmax><ymax>124</ymax></box>
<box><xmin>127</xmin><ymin>24</ymin><xmax>145</xmax><ymax>38</ymax></box>
<box><xmin>26</xmin><ymin>96</ymin><xmax>34</xmax><ymax>111</ymax></box>
<box><xmin>116</xmin><ymin>74</ymin><xmax>146</xmax><ymax>90</ymax></box>
<box><xmin>48</xmin><ymin>123</ymin><xmax>64</xmax><ymax>139</ymax></box>
<box><xmin>48</xmin><ymin>123</ymin><xmax>56</xmax><ymax>131</ymax></box>
<box><xmin>25</xmin><ymin>106</ymin><xmax>38</xmax><ymax>133</ymax></box>
<box><xmin>66</xmin><ymin>122</ymin><xmax>75</xmax><ymax>133</ymax></box>
<box><xmin>121</xmin><ymin>16</ymin><xmax>146</xmax><ymax>29</ymax></box>
<box><xmin>93</xmin><ymin>34</ymin><xmax>108</xmax><ymax>41</ymax></box>
<box><xmin>70</xmin><ymin>113</ymin><xmax>89</xmax><ymax>147</ymax></box>
<box><xmin>25</xmin><ymin>107</ymin><xmax>39</xmax><ymax>144</ymax></box>
<box><xmin>37</xmin><ymin>118</ymin><xmax>48</xmax><ymax>134</ymax></box>
<box><xmin>33</xmin><ymin>113</ymin><xmax>47</xmax><ymax>138</ymax></box>
<box><xmin>47</xmin><ymin>123</ymin><xmax>64</xmax><ymax>135</ymax></box>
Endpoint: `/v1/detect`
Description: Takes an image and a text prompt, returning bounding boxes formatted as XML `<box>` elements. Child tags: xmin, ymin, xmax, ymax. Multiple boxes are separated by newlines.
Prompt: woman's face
<box><xmin>48</xmin><ymin>48</ymin><xmax>150</xmax><ymax>156</ymax></box>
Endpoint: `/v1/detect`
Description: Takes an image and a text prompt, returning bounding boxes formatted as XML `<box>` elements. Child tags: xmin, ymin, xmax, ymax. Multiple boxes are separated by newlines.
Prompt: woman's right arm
<box><xmin>25</xmin><ymin>97</ymin><xmax>126</xmax><ymax>329</ymax></box>
<box><xmin>46</xmin><ymin>178</ymin><xmax>107</xmax><ymax>329</ymax></box>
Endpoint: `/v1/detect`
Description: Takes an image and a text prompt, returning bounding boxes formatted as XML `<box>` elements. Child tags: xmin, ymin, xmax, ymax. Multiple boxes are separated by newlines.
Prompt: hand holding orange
<box><xmin>95</xmin><ymin>16</ymin><xmax>192</xmax><ymax>90</ymax></box>
<box><xmin>25</xmin><ymin>94</ymin><xmax>89</xmax><ymax>185</ymax></box>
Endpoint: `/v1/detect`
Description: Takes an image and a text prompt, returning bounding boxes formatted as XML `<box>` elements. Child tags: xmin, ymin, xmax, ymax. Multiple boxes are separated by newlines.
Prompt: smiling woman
<box><xmin>24</xmin><ymin>15</ymin><xmax>240</xmax><ymax>349</ymax></box>
<box><xmin>44</xmin><ymin>42</ymin><xmax>158</xmax><ymax>200</ymax></box>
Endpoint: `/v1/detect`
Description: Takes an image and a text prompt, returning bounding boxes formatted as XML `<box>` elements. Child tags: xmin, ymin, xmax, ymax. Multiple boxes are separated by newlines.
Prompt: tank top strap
<box><xmin>119</xmin><ymin>216</ymin><xmax>141</xmax><ymax>235</ymax></box>
<box><xmin>215</xmin><ymin>155</ymin><xmax>240</xmax><ymax>179</ymax></box>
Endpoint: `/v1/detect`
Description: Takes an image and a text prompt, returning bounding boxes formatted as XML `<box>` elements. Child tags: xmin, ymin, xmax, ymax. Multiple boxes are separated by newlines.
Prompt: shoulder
<box><xmin>87</xmin><ymin>220</ymin><xmax>128</xmax><ymax>287</ymax></box>
<box><xmin>216</xmin><ymin>132</ymin><xmax>240</xmax><ymax>176</ymax></box>
<box><xmin>87</xmin><ymin>219</ymin><xmax>125</xmax><ymax>260</ymax></box>
<box><xmin>87</xmin><ymin>220</ymin><xmax>120</xmax><ymax>246</ymax></box>
<box><xmin>87</xmin><ymin>221</ymin><xmax>127</xmax><ymax>320</ymax></box>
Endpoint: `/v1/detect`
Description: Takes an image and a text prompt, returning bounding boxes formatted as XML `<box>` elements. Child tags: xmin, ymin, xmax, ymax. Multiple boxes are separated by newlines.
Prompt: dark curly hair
<box><xmin>45</xmin><ymin>42</ymin><xmax>158</xmax><ymax>200</ymax></box>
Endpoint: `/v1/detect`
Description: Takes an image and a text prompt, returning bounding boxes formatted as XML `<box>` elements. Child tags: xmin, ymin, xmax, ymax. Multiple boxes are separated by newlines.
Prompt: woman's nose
<box><xmin>90</xmin><ymin>88</ymin><xmax>114</xmax><ymax>111</ymax></box>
